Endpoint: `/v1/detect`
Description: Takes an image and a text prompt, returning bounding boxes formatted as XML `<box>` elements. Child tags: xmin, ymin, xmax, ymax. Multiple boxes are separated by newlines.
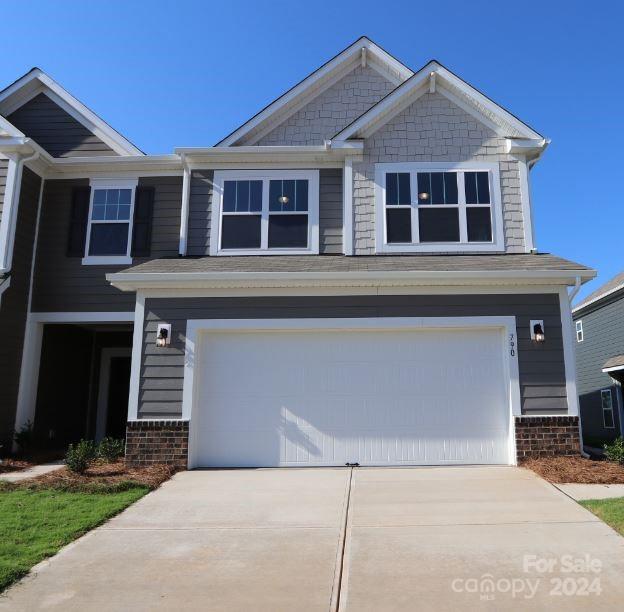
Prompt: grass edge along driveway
<box><xmin>0</xmin><ymin>487</ymin><xmax>148</xmax><ymax>592</ymax></box>
<box><xmin>580</xmin><ymin>497</ymin><xmax>624</xmax><ymax>537</ymax></box>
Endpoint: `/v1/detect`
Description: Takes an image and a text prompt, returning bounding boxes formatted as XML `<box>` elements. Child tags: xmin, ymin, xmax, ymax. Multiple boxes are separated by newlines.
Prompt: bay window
<box><xmin>375</xmin><ymin>163</ymin><xmax>503</xmax><ymax>253</ymax></box>
<box><xmin>211</xmin><ymin>170</ymin><xmax>319</xmax><ymax>255</ymax></box>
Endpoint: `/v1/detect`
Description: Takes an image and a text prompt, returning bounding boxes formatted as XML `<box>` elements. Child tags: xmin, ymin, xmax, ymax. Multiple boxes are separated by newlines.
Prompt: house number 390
<box><xmin>509</xmin><ymin>333</ymin><xmax>516</xmax><ymax>356</ymax></box>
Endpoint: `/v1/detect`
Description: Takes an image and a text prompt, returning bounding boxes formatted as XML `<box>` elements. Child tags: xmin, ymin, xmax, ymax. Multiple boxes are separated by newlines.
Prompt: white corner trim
<box><xmin>179</xmin><ymin>161</ymin><xmax>191</xmax><ymax>256</ymax></box>
<box><xmin>343</xmin><ymin>158</ymin><xmax>353</xmax><ymax>255</ymax></box>
<box><xmin>182</xmin><ymin>315</ymin><xmax>521</xmax><ymax>468</ymax></box>
<box><xmin>209</xmin><ymin>169</ymin><xmax>320</xmax><ymax>256</ymax></box>
<box><xmin>558</xmin><ymin>287</ymin><xmax>580</xmax><ymax>418</ymax></box>
<box><xmin>373</xmin><ymin>161</ymin><xmax>505</xmax><ymax>254</ymax></box>
<box><xmin>517</xmin><ymin>158</ymin><xmax>535</xmax><ymax>252</ymax></box>
<box><xmin>127</xmin><ymin>295</ymin><xmax>145</xmax><ymax>421</ymax></box>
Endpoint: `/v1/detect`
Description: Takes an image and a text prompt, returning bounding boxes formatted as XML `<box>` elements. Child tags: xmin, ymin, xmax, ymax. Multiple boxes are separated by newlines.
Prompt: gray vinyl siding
<box><xmin>187</xmin><ymin>170</ymin><xmax>213</xmax><ymax>257</ymax></box>
<box><xmin>319</xmin><ymin>169</ymin><xmax>343</xmax><ymax>254</ymax></box>
<box><xmin>0</xmin><ymin>156</ymin><xmax>8</xmax><ymax>225</ymax></box>
<box><xmin>573</xmin><ymin>295</ymin><xmax>624</xmax><ymax>440</ymax></box>
<box><xmin>138</xmin><ymin>293</ymin><xmax>567</xmax><ymax>419</ymax></box>
<box><xmin>0</xmin><ymin>168</ymin><xmax>42</xmax><ymax>446</ymax></box>
<box><xmin>6</xmin><ymin>93</ymin><xmax>117</xmax><ymax>158</ymax></box>
<box><xmin>186</xmin><ymin>169</ymin><xmax>343</xmax><ymax>256</ymax></box>
<box><xmin>31</xmin><ymin>176</ymin><xmax>182</xmax><ymax>312</ymax></box>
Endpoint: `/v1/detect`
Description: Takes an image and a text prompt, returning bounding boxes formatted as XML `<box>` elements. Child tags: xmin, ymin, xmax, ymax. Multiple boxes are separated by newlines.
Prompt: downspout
<box><xmin>0</xmin><ymin>148</ymin><xmax>40</xmax><ymax>274</ymax></box>
<box><xmin>179</xmin><ymin>154</ymin><xmax>191</xmax><ymax>257</ymax></box>
<box><xmin>567</xmin><ymin>275</ymin><xmax>590</xmax><ymax>457</ymax></box>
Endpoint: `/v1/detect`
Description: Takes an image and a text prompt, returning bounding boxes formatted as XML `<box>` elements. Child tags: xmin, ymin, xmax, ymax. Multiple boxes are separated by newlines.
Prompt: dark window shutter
<box><xmin>67</xmin><ymin>187</ymin><xmax>91</xmax><ymax>257</ymax></box>
<box><xmin>131</xmin><ymin>186</ymin><xmax>155</xmax><ymax>257</ymax></box>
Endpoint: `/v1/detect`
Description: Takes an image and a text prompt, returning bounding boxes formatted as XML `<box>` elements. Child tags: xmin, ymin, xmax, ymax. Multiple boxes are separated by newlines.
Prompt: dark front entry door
<box><xmin>106</xmin><ymin>356</ymin><xmax>132</xmax><ymax>439</ymax></box>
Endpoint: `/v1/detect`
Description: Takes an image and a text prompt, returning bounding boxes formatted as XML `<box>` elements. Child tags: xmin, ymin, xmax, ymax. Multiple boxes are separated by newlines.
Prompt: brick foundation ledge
<box><xmin>125</xmin><ymin>420</ymin><xmax>189</xmax><ymax>469</ymax></box>
<box><xmin>515</xmin><ymin>416</ymin><xmax>580</xmax><ymax>460</ymax></box>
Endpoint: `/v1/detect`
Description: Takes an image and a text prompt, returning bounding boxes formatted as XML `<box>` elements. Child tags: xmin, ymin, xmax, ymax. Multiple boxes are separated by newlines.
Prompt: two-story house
<box><xmin>0</xmin><ymin>38</ymin><xmax>594</xmax><ymax>468</ymax></box>
<box><xmin>573</xmin><ymin>272</ymin><xmax>624</xmax><ymax>444</ymax></box>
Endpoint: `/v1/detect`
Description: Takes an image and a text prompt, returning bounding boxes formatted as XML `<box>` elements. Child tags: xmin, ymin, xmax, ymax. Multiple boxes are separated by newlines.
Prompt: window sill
<box><xmin>377</xmin><ymin>242</ymin><xmax>504</xmax><ymax>254</ymax></box>
<box><xmin>215</xmin><ymin>248</ymin><xmax>319</xmax><ymax>256</ymax></box>
<box><xmin>82</xmin><ymin>256</ymin><xmax>133</xmax><ymax>266</ymax></box>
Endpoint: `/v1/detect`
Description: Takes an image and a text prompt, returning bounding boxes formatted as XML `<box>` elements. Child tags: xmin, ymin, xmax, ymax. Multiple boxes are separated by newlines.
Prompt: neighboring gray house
<box><xmin>0</xmin><ymin>37</ymin><xmax>595</xmax><ymax>468</ymax></box>
<box><xmin>573</xmin><ymin>272</ymin><xmax>624</xmax><ymax>443</ymax></box>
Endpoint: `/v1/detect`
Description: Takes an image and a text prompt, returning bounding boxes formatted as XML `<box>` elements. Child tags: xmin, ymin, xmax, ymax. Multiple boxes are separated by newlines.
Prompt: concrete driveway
<box><xmin>2</xmin><ymin>466</ymin><xmax>624</xmax><ymax>611</ymax></box>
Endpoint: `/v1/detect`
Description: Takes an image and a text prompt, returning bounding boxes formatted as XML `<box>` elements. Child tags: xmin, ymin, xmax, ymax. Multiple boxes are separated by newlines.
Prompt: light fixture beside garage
<box><xmin>530</xmin><ymin>320</ymin><xmax>545</xmax><ymax>343</ymax></box>
<box><xmin>156</xmin><ymin>323</ymin><xmax>171</xmax><ymax>347</ymax></box>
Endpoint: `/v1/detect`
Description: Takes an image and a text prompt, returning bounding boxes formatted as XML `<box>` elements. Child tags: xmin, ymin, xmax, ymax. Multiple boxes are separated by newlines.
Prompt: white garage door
<box><xmin>193</xmin><ymin>327</ymin><xmax>511</xmax><ymax>467</ymax></box>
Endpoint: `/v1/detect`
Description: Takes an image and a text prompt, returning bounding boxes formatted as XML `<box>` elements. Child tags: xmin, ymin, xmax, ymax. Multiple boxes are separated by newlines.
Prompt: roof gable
<box><xmin>332</xmin><ymin>61</ymin><xmax>543</xmax><ymax>143</ymax></box>
<box><xmin>573</xmin><ymin>271</ymin><xmax>624</xmax><ymax>313</ymax></box>
<box><xmin>0</xmin><ymin>68</ymin><xmax>143</xmax><ymax>156</ymax></box>
<box><xmin>217</xmin><ymin>37</ymin><xmax>413</xmax><ymax>147</ymax></box>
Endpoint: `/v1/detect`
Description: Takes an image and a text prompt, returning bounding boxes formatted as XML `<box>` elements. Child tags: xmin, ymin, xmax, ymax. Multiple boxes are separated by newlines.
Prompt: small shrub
<box><xmin>14</xmin><ymin>420</ymin><xmax>34</xmax><ymax>454</ymax></box>
<box><xmin>65</xmin><ymin>440</ymin><xmax>97</xmax><ymax>474</ymax></box>
<box><xmin>97</xmin><ymin>437</ymin><xmax>125</xmax><ymax>462</ymax></box>
<box><xmin>604</xmin><ymin>437</ymin><xmax>624</xmax><ymax>464</ymax></box>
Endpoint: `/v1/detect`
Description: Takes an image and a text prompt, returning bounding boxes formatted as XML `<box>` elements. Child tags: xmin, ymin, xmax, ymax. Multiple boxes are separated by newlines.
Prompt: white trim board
<box><xmin>181</xmin><ymin>316</ymin><xmax>521</xmax><ymax>468</ymax></box>
<box><xmin>558</xmin><ymin>287</ymin><xmax>580</xmax><ymax>419</ymax></box>
<box><xmin>13</xmin><ymin>311</ymin><xmax>135</xmax><ymax>440</ymax></box>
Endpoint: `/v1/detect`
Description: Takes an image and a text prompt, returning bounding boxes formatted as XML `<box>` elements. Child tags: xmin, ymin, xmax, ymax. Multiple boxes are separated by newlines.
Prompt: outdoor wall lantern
<box><xmin>530</xmin><ymin>320</ymin><xmax>545</xmax><ymax>343</ymax></box>
<box><xmin>156</xmin><ymin>323</ymin><xmax>171</xmax><ymax>347</ymax></box>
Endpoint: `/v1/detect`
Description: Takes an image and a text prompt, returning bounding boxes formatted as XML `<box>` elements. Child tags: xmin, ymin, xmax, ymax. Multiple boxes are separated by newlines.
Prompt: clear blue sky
<box><xmin>4</xmin><ymin>0</ymin><xmax>622</xmax><ymax>303</ymax></box>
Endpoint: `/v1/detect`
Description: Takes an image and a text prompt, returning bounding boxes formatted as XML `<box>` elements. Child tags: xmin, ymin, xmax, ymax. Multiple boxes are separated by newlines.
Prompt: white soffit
<box><xmin>0</xmin><ymin>68</ymin><xmax>143</xmax><ymax>156</ymax></box>
<box><xmin>216</xmin><ymin>37</ymin><xmax>413</xmax><ymax>147</ymax></box>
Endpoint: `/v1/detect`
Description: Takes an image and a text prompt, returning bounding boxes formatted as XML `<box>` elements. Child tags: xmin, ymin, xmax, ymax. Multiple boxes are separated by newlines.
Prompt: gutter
<box><xmin>107</xmin><ymin>268</ymin><xmax>596</xmax><ymax>292</ymax></box>
<box><xmin>0</xmin><ymin>146</ymin><xmax>40</xmax><ymax>274</ymax></box>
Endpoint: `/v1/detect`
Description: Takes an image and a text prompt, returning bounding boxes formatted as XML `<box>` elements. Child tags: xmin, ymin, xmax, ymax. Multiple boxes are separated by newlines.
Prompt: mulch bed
<box><xmin>0</xmin><ymin>459</ymin><xmax>35</xmax><ymax>475</ymax></box>
<box><xmin>2</xmin><ymin>461</ymin><xmax>176</xmax><ymax>493</ymax></box>
<box><xmin>521</xmin><ymin>455</ymin><xmax>624</xmax><ymax>484</ymax></box>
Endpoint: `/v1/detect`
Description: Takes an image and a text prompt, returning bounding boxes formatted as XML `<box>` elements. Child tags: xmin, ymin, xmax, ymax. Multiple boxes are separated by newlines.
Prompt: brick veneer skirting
<box><xmin>125</xmin><ymin>420</ymin><xmax>189</xmax><ymax>469</ymax></box>
<box><xmin>515</xmin><ymin>416</ymin><xmax>580</xmax><ymax>460</ymax></box>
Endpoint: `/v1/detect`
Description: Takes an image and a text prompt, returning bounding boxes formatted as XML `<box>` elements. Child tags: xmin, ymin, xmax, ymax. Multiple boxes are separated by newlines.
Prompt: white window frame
<box><xmin>83</xmin><ymin>178</ymin><xmax>137</xmax><ymax>265</ymax></box>
<box><xmin>601</xmin><ymin>389</ymin><xmax>615</xmax><ymax>429</ymax></box>
<box><xmin>210</xmin><ymin>170</ymin><xmax>319</xmax><ymax>256</ymax></box>
<box><xmin>374</xmin><ymin>162</ymin><xmax>504</xmax><ymax>253</ymax></box>
<box><xmin>575</xmin><ymin>320</ymin><xmax>584</xmax><ymax>342</ymax></box>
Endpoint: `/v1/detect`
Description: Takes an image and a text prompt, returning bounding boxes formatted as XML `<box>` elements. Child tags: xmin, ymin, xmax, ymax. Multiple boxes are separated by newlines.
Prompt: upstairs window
<box><xmin>83</xmin><ymin>179</ymin><xmax>137</xmax><ymax>265</ymax></box>
<box><xmin>211</xmin><ymin>171</ymin><xmax>319</xmax><ymax>255</ymax></box>
<box><xmin>575</xmin><ymin>320</ymin><xmax>584</xmax><ymax>342</ymax></box>
<box><xmin>376</xmin><ymin>163</ymin><xmax>503</xmax><ymax>253</ymax></box>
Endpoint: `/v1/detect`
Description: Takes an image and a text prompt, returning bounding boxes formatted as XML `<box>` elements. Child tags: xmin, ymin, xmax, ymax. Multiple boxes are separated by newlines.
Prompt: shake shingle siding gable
<box><xmin>6</xmin><ymin>93</ymin><xmax>117</xmax><ymax>158</ymax></box>
<box><xmin>353</xmin><ymin>91</ymin><xmax>525</xmax><ymax>254</ymax></box>
<box><xmin>250</xmin><ymin>65</ymin><xmax>397</xmax><ymax>146</ymax></box>
<box><xmin>138</xmin><ymin>294</ymin><xmax>568</xmax><ymax>419</ymax></box>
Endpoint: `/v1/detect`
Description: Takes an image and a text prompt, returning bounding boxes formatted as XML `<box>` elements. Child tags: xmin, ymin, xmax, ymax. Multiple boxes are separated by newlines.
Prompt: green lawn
<box><xmin>0</xmin><ymin>487</ymin><xmax>147</xmax><ymax>592</ymax></box>
<box><xmin>580</xmin><ymin>497</ymin><xmax>624</xmax><ymax>536</ymax></box>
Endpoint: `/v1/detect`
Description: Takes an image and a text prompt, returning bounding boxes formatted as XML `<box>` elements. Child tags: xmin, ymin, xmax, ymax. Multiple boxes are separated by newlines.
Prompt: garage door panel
<box><xmin>194</xmin><ymin>328</ymin><xmax>511</xmax><ymax>467</ymax></box>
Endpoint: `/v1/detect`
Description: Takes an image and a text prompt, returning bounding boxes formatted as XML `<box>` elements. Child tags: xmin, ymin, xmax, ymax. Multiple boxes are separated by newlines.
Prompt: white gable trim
<box><xmin>0</xmin><ymin>69</ymin><xmax>143</xmax><ymax>156</ymax></box>
<box><xmin>332</xmin><ymin>62</ymin><xmax>543</xmax><ymax>143</ymax></box>
<box><xmin>0</xmin><ymin>115</ymin><xmax>24</xmax><ymax>138</ymax></box>
<box><xmin>216</xmin><ymin>37</ymin><xmax>413</xmax><ymax>147</ymax></box>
